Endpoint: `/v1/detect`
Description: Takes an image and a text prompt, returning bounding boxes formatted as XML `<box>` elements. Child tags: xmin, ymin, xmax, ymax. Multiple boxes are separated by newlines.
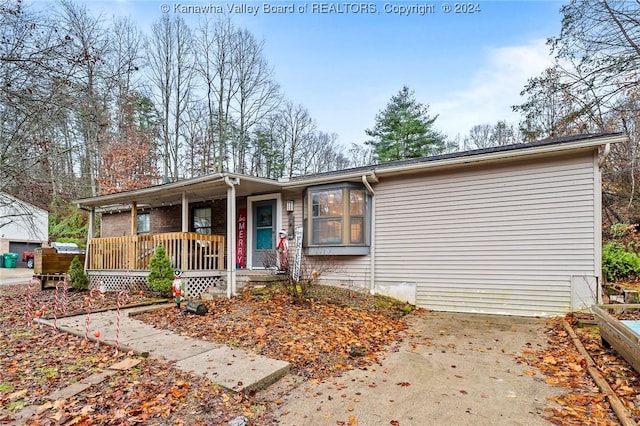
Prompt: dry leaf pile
<box><xmin>136</xmin><ymin>286</ymin><xmax>412</xmax><ymax>379</ymax></box>
<box><xmin>518</xmin><ymin>315</ymin><xmax>640</xmax><ymax>425</ymax></box>
<box><xmin>0</xmin><ymin>284</ymin><xmax>269</xmax><ymax>425</ymax></box>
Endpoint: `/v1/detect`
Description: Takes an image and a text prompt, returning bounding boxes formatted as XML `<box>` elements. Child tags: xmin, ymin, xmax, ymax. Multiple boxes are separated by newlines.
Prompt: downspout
<box><xmin>598</xmin><ymin>143</ymin><xmax>611</xmax><ymax>168</ymax></box>
<box><xmin>362</xmin><ymin>173</ymin><xmax>377</xmax><ymax>294</ymax></box>
<box><xmin>597</xmin><ymin>143</ymin><xmax>610</xmax><ymax>304</ymax></box>
<box><xmin>224</xmin><ymin>176</ymin><xmax>237</xmax><ymax>298</ymax></box>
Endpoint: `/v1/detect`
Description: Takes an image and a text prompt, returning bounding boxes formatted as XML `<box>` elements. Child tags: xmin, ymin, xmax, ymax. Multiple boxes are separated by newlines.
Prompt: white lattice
<box><xmin>89</xmin><ymin>273</ymin><xmax>147</xmax><ymax>293</ymax></box>
<box><xmin>88</xmin><ymin>271</ymin><xmax>225</xmax><ymax>298</ymax></box>
<box><xmin>185</xmin><ymin>275</ymin><xmax>225</xmax><ymax>298</ymax></box>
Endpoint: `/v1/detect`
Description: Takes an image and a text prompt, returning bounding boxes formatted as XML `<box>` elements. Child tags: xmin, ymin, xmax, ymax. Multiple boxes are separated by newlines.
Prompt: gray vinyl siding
<box><xmin>321</xmin><ymin>256</ymin><xmax>372</xmax><ymax>289</ymax></box>
<box><xmin>374</xmin><ymin>151</ymin><xmax>598</xmax><ymax>316</ymax></box>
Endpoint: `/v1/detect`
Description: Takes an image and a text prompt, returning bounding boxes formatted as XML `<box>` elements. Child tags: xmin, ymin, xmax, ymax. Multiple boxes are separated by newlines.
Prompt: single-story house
<box><xmin>74</xmin><ymin>133</ymin><xmax>626</xmax><ymax>317</ymax></box>
<box><xmin>0</xmin><ymin>192</ymin><xmax>48</xmax><ymax>266</ymax></box>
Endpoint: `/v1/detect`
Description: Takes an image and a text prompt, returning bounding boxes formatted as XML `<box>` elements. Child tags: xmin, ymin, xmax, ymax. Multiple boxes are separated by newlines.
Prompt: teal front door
<box><xmin>253</xmin><ymin>200</ymin><xmax>276</xmax><ymax>268</ymax></box>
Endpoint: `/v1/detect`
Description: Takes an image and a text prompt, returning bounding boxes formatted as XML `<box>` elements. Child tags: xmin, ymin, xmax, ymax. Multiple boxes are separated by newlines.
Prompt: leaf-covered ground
<box><xmin>4</xmin><ymin>282</ymin><xmax>640</xmax><ymax>425</ymax></box>
<box><xmin>518</xmin><ymin>315</ymin><xmax>640</xmax><ymax>425</ymax></box>
<box><xmin>135</xmin><ymin>286</ymin><xmax>413</xmax><ymax>380</ymax></box>
<box><xmin>0</xmin><ymin>285</ymin><xmax>270</xmax><ymax>425</ymax></box>
<box><xmin>0</xmin><ymin>284</ymin><xmax>413</xmax><ymax>425</ymax></box>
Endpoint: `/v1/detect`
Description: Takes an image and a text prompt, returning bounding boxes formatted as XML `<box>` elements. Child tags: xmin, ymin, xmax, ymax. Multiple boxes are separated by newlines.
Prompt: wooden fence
<box><xmin>87</xmin><ymin>232</ymin><xmax>225</xmax><ymax>271</ymax></box>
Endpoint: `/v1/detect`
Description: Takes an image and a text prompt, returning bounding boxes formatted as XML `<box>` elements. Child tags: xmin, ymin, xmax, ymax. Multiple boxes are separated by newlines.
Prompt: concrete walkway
<box><xmin>40</xmin><ymin>305</ymin><xmax>290</xmax><ymax>393</ymax></box>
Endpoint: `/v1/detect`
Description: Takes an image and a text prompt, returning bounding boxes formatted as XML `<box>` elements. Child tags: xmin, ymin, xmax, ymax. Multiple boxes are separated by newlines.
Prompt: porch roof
<box><xmin>74</xmin><ymin>173</ymin><xmax>282</xmax><ymax>210</ymax></box>
<box><xmin>74</xmin><ymin>132</ymin><xmax>626</xmax><ymax>210</ymax></box>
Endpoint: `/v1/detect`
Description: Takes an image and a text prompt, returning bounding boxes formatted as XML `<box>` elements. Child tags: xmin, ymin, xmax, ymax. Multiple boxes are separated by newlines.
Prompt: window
<box><xmin>193</xmin><ymin>207</ymin><xmax>212</xmax><ymax>234</ymax></box>
<box><xmin>137</xmin><ymin>213</ymin><xmax>150</xmax><ymax>235</ymax></box>
<box><xmin>303</xmin><ymin>183</ymin><xmax>371</xmax><ymax>255</ymax></box>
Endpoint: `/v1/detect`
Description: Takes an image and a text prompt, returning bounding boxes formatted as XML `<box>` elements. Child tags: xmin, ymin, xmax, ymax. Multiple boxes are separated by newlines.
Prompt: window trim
<box><xmin>136</xmin><ymin>212</ymin><xmax>150</xmax><ymax>235</ymax></box>
<box><xmin>192</xmin><ymin>206</ymin><xmax>212</xmax><ymax>235</ymax></box>
<box><xmin>303</xmin><ymin>182</ymin><xmax>371</xmax><ymax>255</ymax></box>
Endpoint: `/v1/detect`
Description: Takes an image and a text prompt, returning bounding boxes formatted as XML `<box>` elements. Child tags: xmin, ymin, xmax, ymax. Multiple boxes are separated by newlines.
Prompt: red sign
<box><xmin>236</xmin><ymin>208</ymin><xmax>247</xmax><ymax>268</ymax></box>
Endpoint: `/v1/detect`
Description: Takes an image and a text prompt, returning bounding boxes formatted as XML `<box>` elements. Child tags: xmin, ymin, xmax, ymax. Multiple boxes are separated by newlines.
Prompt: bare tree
<box><xmin>463</xmin><ymin>121</ymin><xmax>520</xmax><ymax>150</ymax></box>
<box><xmin>56</xmin><ymin>0</ymin><xmax>113</xmax><ymax>197</ymax></box>
<box><xmin>347</xmin><ymin>143</ymin><xmax>374</xmax><ymax>167</ymax></box>
<box><xmin>182</xmin><ymin>100</ymin><xmax>212</xmax><ymax>177</ymax></box>
<box><xmin>249</xmin><ymin>114</ymin><xmax>285</xmax><ymax>178</ymax></box>
<box><xmin>108</xmin><ymin>16</ymin><xmax>145</xmax><ymax>133</ymax></box>
<box><xmin>276</xmin><ymin>101</ymin><xmax>317</xmax><ymax>178</ymax></box>
<box><xmin>194</xmin><ymin>16</ymin><xmax>238</xmax><ymax>173</ymax></box>
<box><xmin>301</xmin><ymin>131</ymin><xmax>351</xmax><ymax>174</ymax></box>
<box><xmin>0</xmin><ymin>0</ymin><xmax>76</xmax><ymax>208</ymax></box>
<box><xmin>231</xmin><ymin>28</ymin><xmax>281</xmax><ymax>173</ymax></box>
<box><xmin>147</xmin><ymin>15</ymin><xmax>194</xmax><ymax>181</ymax></box>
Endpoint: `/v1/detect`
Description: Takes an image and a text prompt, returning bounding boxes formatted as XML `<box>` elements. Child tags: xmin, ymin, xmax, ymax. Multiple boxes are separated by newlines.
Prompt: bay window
<box><xmin>304</xmin><ymin>183</ymin><xmax>371</xmax><ymax>255</ymax></box>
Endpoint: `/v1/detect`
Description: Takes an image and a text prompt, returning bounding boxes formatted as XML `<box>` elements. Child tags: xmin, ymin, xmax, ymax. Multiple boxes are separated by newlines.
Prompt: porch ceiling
<box><xmin>74</xmin><ymin>173</ymin><xmax>283</xmax><ymax>210</ymax></box>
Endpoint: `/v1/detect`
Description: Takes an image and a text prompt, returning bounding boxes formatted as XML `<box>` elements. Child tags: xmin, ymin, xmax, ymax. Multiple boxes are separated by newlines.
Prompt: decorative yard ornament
<box><xmin>115</xmin><ymin>289</ymin><xmax>130</xmax><ymax>354</ymax></box>
<box><xmin>185</xmin><ymin>300</ymin><xmax>208</xmax><ymax>315</ymax></box>
<box><xmin>292</xmin><ymin>227</ymin><xmax>303</xmax><ymax>282</ymax></box>
<box><xmin>84</xmin><ymin>288</ymin><xmax>102</xmax><ymax>342</ymax></box>
<box><xmin>172</xmin><ymin>269</ymin><xmax>185</xmax><ymax>309</ymax></box>
<box><xmin>277</xmin><ymin>229</ymin><xmax>288</xmax><ymax>270</ymax></box>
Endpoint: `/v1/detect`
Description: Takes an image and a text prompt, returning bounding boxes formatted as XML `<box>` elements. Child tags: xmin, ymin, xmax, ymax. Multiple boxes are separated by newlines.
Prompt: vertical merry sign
<box><xmin>236</xmin><ymin>208</ymin><xmax>247</xmax><ymax>268</ymax></box>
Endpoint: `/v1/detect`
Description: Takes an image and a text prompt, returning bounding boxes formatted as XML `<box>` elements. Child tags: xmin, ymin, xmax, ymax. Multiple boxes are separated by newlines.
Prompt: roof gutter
<box><xmin>284</xmin><ymin>170</ymin><xmax>376</xmax><ymax>189</ymax></box>
<box><xmin>371</xmin><ymin>134</ymin><xmax>627</xmax><ymax>177</ymax></box>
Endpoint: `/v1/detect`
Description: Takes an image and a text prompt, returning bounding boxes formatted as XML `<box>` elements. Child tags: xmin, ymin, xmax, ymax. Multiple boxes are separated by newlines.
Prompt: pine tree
<box><xmin>365</xmin><ymin>86</ymin><xmax>446</xmax><ymax>163</ymax></box>
<box><xmin>147</xmin><ymin>245</ymin><xmax>174</xmax><ymax>296</ymax></box>
<box><xmin>67</xmin><ymin>256</ymin><xmax>89</xmax><ymax>290</ymax></box>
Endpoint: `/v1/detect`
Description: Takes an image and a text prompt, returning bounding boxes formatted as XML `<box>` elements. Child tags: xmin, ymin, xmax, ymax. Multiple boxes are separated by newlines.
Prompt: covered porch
<box><xmin>76</xmin><ymin>173</ymin><xmax>289</xmax><ymax>298</ymax></box>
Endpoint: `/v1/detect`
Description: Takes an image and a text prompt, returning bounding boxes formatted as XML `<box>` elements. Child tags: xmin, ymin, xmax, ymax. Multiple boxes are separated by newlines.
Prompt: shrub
<box><xmin>67</xmin><ymin>256</ymin><xmax>89</xmax><ymax>290</ymax></box>
<box><xmin>602</xmin><ymin>241</ymin><xmax>640</xmax><ymax>282</ymax></box>
<box><xmin>262</xmin><ymin>249</ymin><xmax>340</xmax><ymax>304</ymax></box>
<box><xmin>147</xmin><ymin>245</ymin><xmax>174</xmax><ymax>296</ymax></box>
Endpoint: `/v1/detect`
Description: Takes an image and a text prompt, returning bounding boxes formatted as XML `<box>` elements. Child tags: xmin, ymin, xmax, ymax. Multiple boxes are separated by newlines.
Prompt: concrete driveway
<box><xmin>263</xmin><ymin>311</ymin><xmax>558</xmax><ymax>426</ymax></box>
<box><xmin>0</xmin><ymin>267</ymin><xmax>34</xmax><ymax>285</ymax></box>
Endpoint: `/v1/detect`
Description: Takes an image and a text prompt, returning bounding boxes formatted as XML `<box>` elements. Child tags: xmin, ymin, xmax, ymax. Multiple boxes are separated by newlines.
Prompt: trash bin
<box><xmin>0</xmin><ymin>254</ymin><xmax>4</xmax><ymax>268</ymax></box>
<box><xmin>3</xmin><ymin>253</ymin><xmax>18</xmax><ymax>268</ymax></box>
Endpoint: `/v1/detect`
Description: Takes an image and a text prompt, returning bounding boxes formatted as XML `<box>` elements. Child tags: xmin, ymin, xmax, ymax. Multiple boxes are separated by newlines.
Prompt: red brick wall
<box><xmin>100</xmin><ymin>201</ymin><xmax>235</xmax><ymax>237</ymax></box>
<box><xmin>101</xmin><ymin>212</ymin><xmax>131</xmax><ymax>237</ymax></box>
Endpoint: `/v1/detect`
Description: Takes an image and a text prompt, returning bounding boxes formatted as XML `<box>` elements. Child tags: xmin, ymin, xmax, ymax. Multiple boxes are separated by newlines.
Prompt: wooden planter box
<box><xmin>34</xmin><ymin>248</ymin><xmax>85</xmax><ymax>275</ymax></box>
<box><xmin>592</xmin><ymin>304</ymin><xmax>640</xmax><ymax>374</ymax></box>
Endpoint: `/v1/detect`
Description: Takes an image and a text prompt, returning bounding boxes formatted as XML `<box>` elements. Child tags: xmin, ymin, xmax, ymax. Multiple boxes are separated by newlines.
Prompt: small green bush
<box><xmin>67</xmin><ymin>256</ymin><xmax>89</xmax><ymax>290</ymax></box>
<box><xmin>147</xmin><ymin>245</ymin><xmax>174</xmax><ymax>296</ymax></box>
<box><xmin>602</xmin><ymin>241</ymin><xmax>640</xmax><ymax>282</ymax></box>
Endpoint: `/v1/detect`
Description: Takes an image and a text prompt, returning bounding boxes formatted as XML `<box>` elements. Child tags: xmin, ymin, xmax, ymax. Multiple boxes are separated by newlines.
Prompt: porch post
<box><xmin>130</xmin><ymin>202</ymin><xmax>137</xmax><ymax>269</ymax></box>
<box><xmin>224</xmin><ymin>176</ymin><xmax>237</xmax><ymax>297</ymax></box>
<box><xmin>181</xmin><ymin>192</ymin><xmax>189</xmax><ymax>269</ymax></box>
<box><xmin>181</xmin><ymin>192</ymin><xmax>189</xmax><ymax>232</ymax></box>
<box><xmin>84</xmin><ymin>208</ymin><xmax>95</xmax><ymax>270</ymax></box>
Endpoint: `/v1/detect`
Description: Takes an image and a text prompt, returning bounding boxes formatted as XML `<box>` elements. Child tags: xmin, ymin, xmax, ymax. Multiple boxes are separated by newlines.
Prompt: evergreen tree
<box><xmin>67</xmin><ymin>256</ymin><xmax>89</xmax><ymax>291</ymax></box>
<box><xmin>365</xmin><ymin>86</ymin><xmax>446</xmax><ymax>163</ymax></box>
<box><xmin>147</xmin><ymin>245</ymin><xmax>174</xmax><ymax>296</ymax></box>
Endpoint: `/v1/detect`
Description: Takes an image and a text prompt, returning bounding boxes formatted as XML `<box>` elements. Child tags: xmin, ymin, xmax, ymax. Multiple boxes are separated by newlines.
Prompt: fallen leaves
<box><xmin>137</xmin><ymin>286</ymin><xmax>411</xmax><ymax>380</ymax></box>
<box><xmin>0</xmin><ymin>284</ymin><xmax>268</xmax><ymax>425</ymax></box>
<box><xmin>517</xmin><ymin>315</ymin><xmax>640</xmax><ymax>425</ymax></box>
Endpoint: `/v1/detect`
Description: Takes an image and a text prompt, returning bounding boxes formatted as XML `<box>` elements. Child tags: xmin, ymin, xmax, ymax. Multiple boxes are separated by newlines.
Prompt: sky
<box><xmin>70</xmin><ymin>0</ymin><xmax>562</xmax><ymax>147</ymax></box>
